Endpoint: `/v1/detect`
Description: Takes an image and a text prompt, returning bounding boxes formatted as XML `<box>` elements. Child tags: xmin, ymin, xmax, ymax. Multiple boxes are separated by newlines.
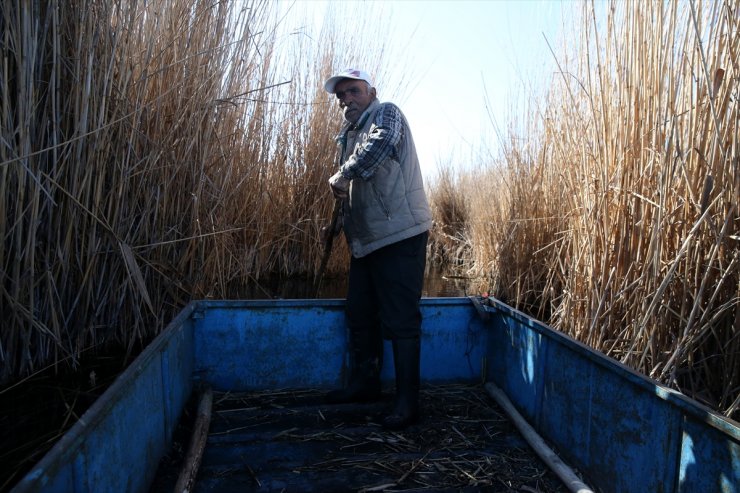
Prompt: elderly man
<box><xmin>323</xmin><ymin>68</ymin><xmax>432</xmax><ymax>430</ymax></box>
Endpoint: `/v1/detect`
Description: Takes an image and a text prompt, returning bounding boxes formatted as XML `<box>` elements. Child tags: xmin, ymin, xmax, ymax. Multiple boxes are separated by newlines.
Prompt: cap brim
<box><xmin>324</xmin><ymin>74</ymin><xmax>372</xmax><ymax>94</ymax></box>
<box><xmin>324</xmin><ymin>76</ymin><xmax>346</xmax><ymax>94</ymax></box>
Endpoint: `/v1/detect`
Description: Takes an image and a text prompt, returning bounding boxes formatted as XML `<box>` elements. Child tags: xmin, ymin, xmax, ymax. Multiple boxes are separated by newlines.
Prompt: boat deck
<box><xmin>150</xmin><ymin>383</ymin><xmax>568</xmax><ymax>492</ymax></box>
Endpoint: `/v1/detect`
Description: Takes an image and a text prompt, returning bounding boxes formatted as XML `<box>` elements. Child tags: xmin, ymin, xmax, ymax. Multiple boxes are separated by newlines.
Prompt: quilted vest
<box><xmin>339</xmin><ymin>100</ymin><xmax>432</xmax><ymax>258</ymax></box>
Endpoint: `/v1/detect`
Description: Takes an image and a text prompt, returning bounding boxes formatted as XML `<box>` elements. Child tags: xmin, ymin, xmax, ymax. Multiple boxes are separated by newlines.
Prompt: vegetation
<box><xmin>1</xmin><ymin>0</ymin><xmax>736</xmax><ymax>442</ymax></box>
<box><xmin>429</xmin><ymin>0</ymin><xmax>739</xmax><ymax>419</ymax></box>
<box><xmin>0</xmin><ymin>0</ymin><xmax>368</xmax><ymax>386</ymax></box>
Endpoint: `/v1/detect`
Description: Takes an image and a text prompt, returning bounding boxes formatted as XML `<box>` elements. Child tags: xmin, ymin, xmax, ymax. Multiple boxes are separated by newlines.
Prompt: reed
<box><xmin>428</xmin><ymin>0</ymin><xmax>739</xmax><ymax>418</ymax></box>
<box><xmin>0</xmin><ymin>0</ymin><xmax>391</xmax><ymax>384</ymax></box>
<box><xmin>5</xmin><ymin>0</ymin><xmax>736</xmax><ymax>423</ymax></box>
<box><xmin>427</xmin><ymin>164</ymin><xmax>471</xmax><ymax>268</ymax></box>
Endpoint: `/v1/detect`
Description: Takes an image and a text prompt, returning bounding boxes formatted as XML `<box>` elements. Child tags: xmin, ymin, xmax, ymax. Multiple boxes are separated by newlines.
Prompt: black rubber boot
<box><xmin>382</xmin><ymin>337</ymin><xmax>420</xmax><ymax>430</ymax></box>
<box><xmin>325</xmin><ymin>330</ymin><xmax>382</xmax><ymax>404</ymax></box>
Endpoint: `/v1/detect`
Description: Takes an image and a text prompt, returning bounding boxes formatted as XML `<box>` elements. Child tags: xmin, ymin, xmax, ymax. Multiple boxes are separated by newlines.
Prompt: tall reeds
<box><xmin>6</xmin><ymin>0</ymin><xmax>735</xmax><ymax>422</ymax></box>
<box><xmin>429</xmin><ymin>0</ymin><xmax>739</xmax><ymax>418</ymax></box>
<box><xmin>0</xmin><ymin>0</ymin><xmax>391</xmax><ymax>384</ymax></box>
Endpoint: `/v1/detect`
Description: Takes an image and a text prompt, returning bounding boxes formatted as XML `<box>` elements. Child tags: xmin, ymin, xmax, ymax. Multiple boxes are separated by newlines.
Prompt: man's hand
<box><xmin>329</xmin><ymin>171</ymin><xmax>350</xmax><ymax>199</ymax></box>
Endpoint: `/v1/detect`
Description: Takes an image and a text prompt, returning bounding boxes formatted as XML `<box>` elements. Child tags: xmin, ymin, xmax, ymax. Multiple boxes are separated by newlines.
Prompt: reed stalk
<box><xmin>428</xmin><ymin>0</ymin><xmax>739</xmax><ymax>418</ymax></box>
<box><xmin>0</xmin><ymin>0</ymin><xmax>390</xmax><ymax>384</ymax></box>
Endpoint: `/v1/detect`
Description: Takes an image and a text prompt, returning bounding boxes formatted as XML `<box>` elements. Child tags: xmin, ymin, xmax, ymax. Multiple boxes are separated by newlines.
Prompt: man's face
<box><xmin>334</xmin><ymin>79</ymin><xmax>376</xmax><ymax>124</ymax></box>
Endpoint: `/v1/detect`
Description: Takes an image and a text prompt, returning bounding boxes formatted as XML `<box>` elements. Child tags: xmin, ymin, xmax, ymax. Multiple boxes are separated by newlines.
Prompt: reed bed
<box><xmin>0</xmin><ymin>0</ymin><xmax>396</xmax><ymax>384</ymax></box>
<box><xmin>1</xmin><ymin>0</ymin><xmax>275</xmax><ymax>381</ymax></box>
<box><xmin>428</xmin><ymin>0</ymin><xmax>739</xmax><ymax>419</ymax></box>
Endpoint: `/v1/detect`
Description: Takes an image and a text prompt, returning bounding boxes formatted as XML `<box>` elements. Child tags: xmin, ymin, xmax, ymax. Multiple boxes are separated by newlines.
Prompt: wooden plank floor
<box><xmin>150</xmin><ymin>384</ymin><xmax>569</xmax><ymax>492</ymax></box>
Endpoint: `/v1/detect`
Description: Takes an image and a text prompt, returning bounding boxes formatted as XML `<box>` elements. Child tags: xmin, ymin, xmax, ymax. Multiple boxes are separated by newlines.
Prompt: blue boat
<box><xmin>11</xmin><ymin>297</ymin><xmax>740</xmax><ymax>493</ymax></box>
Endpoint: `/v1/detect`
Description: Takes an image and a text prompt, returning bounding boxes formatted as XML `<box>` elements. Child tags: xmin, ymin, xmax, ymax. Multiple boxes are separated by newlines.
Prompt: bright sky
<box><xmin>278</xmin><ymin>0</ymin><xmax>573</xmax><ymax>180</ymax></box>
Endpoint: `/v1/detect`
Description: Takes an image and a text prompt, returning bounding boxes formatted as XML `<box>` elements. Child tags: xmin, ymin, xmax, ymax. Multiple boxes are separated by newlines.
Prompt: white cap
<box><xmin>324</xmin><ymin>68</ymin><xmax>374</xmax><ymax>94</ymax></box>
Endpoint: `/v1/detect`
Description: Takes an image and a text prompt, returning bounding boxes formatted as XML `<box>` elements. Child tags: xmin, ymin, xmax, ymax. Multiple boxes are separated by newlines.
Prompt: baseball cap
<box><xmin>324</xmin><ymin>68</ymin><xmax>374</xmax><ymax>94</ymax></box>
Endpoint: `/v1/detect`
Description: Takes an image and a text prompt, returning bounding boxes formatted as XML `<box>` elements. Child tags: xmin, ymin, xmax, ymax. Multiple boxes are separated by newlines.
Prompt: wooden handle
<box><xmin>314</xmin><ymin>200</ymin><xmax>341</xmax><ymax>296</ymax></box>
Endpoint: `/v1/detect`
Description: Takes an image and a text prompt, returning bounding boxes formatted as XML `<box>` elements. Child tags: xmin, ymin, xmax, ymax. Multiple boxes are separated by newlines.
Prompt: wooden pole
<box><xmin>485</xmin><ymin>382</ymin><xmax>594</xmax><ymax>493</ymax></box>
<box><xmin>314</xmin><ymin>199</ymin><xmax>341</xmax><ymax>297</ymax></box>
<box><xmin>174</xmin><ymin>387</ymin><xmax>213</xmax><ymax>493</ymax></box>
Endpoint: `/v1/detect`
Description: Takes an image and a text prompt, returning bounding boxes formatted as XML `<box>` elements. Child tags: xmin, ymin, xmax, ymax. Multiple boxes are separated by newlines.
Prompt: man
<box><xmin>322</xmin><ymin>68</ymin><xmax>432</xmax><ymax>430</ymax></box>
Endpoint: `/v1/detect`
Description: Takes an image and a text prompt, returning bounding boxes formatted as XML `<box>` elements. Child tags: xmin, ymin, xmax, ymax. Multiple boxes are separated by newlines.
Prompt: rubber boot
<box><xmin>382</xmin><ymin>337</ymin><xmax>420</xmax><ymax>430</ymax></box>
<box><xmin>325</xmin><ymin>330</ymin><xmax>382</xmax><ymax>404</ymax></box>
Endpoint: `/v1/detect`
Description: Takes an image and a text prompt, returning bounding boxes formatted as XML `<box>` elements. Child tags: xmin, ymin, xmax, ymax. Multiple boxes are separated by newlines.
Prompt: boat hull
<box><xmin>11</xmin><ymin>297</ymin><xmax>740</xmax><ymax>493</ymax></box>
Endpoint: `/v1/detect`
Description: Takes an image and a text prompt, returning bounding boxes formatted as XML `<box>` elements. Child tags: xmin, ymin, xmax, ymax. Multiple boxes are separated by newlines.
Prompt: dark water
<box><xmin>422</xmin><ymin>269</ymin><xmax>484</xmax><ymax>297</ymax></box>
<box><xmin>244</xmin><ymin>268</ymin><xmax>483</xmax><ymax>300</ymax></box>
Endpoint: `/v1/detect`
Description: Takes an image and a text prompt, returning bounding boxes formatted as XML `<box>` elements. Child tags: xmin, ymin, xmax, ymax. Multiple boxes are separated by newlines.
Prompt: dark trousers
<box><xmin>346</xmin><ymin>231</ymin><xmax>428</xmax><ymax>340</ymax></box>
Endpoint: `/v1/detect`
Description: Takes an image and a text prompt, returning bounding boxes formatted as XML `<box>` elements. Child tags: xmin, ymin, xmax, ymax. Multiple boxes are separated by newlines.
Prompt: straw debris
<box><xmin>150</xmin><ymin>384</ymin><xmax>569</xmax><ymax>492</ymax></box>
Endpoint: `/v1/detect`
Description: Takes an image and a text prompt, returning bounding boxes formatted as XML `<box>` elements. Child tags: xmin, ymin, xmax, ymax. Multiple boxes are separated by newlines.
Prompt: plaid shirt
<box><xmin>338</xmin><ymin>101</ymin><xmax>404</xmax><ymax>181</ymax></box>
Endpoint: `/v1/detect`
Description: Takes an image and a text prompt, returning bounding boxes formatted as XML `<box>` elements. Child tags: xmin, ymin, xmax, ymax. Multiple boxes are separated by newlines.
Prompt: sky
<box><xmin>277</xmin><ymin>0</ymin><xmax>574</xmax><ymax>180</ymax></box>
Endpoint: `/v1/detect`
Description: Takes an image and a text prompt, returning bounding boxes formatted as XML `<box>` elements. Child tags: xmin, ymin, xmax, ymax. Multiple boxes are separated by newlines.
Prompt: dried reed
<box><xmin>428</xmin><ymin>0</ymin><xmax>739</xmax><ymax>419</ymax></box>
<box><xmin>0</xmin><ymin>0</ymin><xmax>390</xmax><ymax>384</ymax></box>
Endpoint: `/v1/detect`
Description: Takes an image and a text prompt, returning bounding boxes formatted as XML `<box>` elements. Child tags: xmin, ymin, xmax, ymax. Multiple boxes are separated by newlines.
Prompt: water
<box><xmin>423</xmin><ymin>268</ymin><xmax>484</xmax><ymax>297</ymax></box>
<box><xmin>242</xmin><ymin>267</ymin><xmax>484</xmax><ymax>300</ymax></box>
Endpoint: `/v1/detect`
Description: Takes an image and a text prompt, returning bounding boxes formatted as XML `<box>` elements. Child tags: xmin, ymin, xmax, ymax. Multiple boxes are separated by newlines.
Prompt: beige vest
<box><xmin>339</xmin><ymin>100</ymin><xmax>432</xmax><ymax>258</ymax></box>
